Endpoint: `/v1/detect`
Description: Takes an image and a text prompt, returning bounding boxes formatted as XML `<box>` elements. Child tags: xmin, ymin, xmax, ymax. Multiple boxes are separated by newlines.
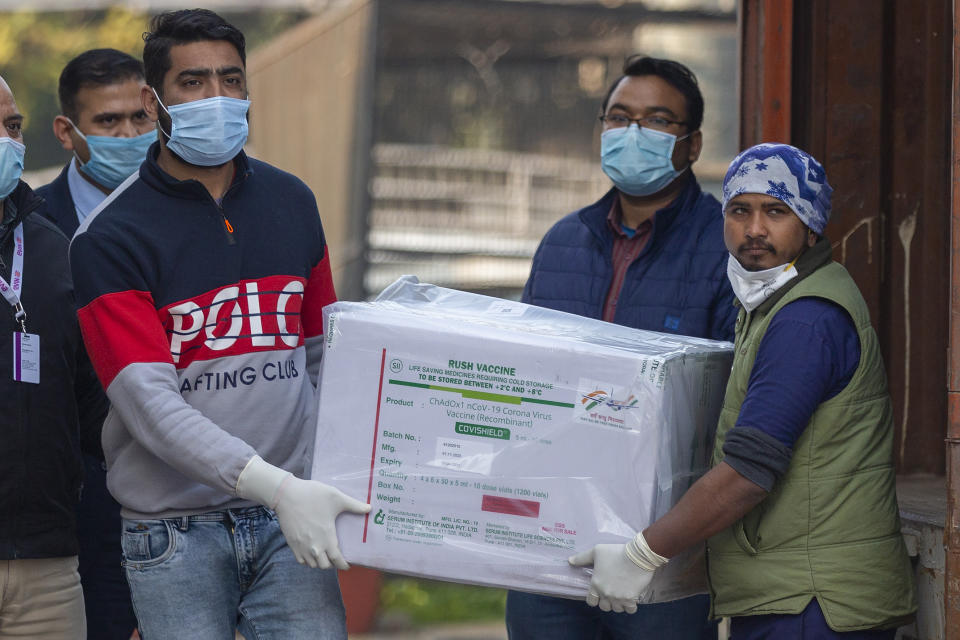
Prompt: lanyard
<box><xmin>0</xmin><ymin>223</ymin><xmax>25</xmax><ymax>331</ymax></box>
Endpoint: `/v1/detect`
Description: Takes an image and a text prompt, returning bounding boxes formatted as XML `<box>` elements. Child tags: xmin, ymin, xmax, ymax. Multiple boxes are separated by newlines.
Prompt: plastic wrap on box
<box><xmin>311</xmin><ymin>276</ymin><xmax>734</xmax><ymax>601</ymax></box>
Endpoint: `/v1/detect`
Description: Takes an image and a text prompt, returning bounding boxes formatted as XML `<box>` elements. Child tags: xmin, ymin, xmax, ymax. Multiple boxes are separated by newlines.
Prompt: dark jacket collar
<box><xmin>139</xmin><ymin>141</ymin><xmax>253</xmax><ymax>201</ymax></box>
<box><xmin>580</xmin><ymin>173</ymin><xmax>703</xmax><ymax>253</ymax></box>
<box><xmin>0</xmin><ymin>181</ymin><xmax>43</xmax><ymax>247</ymax></box>
<box><xmin>37</xmin><ymin>163</ymin><xmax>78</xmax><ymax>238</ymax></box>
<box><xmin>752</xmin><ymin>237</ymin><xmax>834</xmax><ymax>315</ymax></box>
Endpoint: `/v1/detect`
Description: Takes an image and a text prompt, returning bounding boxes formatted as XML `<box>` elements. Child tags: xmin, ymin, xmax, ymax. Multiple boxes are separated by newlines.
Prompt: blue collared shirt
<box><xmin>721</xmin><ymin>297</ymin><xmax>861</xmax><ymax>491</ymax></box>
<box><xmin>67</xmin><ymin>159</ymin><xmax>108</xmax><ymax>225</ymax></box>
<box><xmin>738</xmin><ymin>297</ymin><xmax>860</xmax><ymax>447</ymax></box>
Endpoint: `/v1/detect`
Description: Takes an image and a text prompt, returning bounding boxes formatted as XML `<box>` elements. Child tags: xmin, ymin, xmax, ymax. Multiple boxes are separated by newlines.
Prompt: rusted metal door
<box><xmin>743</xmin><ymin>0</ymin><xmax>954</xmax><ymax>634</ymax></box>
<box><xmin>742</xmin><ymin>0</ymin><xmax>950</xmax><ymax>476</ymax></box>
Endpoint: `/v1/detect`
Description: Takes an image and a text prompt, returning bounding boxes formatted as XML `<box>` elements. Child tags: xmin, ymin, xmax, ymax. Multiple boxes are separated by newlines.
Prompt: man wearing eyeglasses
<box><xmin>510</xmin><ymin>56</ymin><xmax>734</xmax><ymax>639</ymax></box>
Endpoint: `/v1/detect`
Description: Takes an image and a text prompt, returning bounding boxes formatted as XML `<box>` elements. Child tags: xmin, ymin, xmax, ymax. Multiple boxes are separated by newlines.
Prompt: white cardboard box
<box><xmin>311</xmin><ymin>277</ymin><xmax>733</xmax><ymax>601</ymax></box>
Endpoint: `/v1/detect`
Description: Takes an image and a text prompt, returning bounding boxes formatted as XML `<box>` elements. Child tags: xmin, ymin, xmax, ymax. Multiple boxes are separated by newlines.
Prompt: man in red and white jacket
<box><xmin>69</xmin><ymin>9</ymin><xmax>367</xmax><ymax>640</ymax></box>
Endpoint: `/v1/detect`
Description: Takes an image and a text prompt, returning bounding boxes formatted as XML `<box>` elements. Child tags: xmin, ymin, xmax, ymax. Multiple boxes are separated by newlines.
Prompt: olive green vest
<box><xmin>707</xmin><ymin>252</ymin><xmax>916</xmax><ymax>631</ymax></box>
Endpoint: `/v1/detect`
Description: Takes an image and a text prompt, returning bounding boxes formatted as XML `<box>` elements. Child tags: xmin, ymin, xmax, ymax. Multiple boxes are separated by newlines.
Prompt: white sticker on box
<box><xmin>324</xmin><ymin>313</ymin><xmax>338</xmax><ymax>349</ymax></box>
<box><xmin>487</xmin><ymin>300</ymin><xmax>526</xmax><ymax>317</ymax></box>
<box><xmin>428</xmin><ymin>437</ymin><xmax>494</xmax><ymax>474</ymax></box>
<box><xmin>640</xmin><ymin>356</ymin><xmax>667</xmax><ymax>388</ymax></box>
<box><xmin>574</xmin><ymin>379</ymin><xmax>642</xmax><ymax>430</ymax></box>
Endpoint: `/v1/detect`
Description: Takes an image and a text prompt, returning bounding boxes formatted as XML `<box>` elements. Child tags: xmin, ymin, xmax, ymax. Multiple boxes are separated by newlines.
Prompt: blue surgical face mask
<box><xmin>600</xmin><ymin>124</ymin><xmax>691</xmax><ymax>197</ymax></box>
<box><xmin>69</xmin><ymin>120</ymin><xmax>154</xmax><ymax>190</ymax></box>
<box><xmin>154</xmin><ymin>89</ymin><xmax>250</xmax><ymax>167</ymax></box>
<box><xmin>0</xmin><ymin>137</ymin><xmax>25</xmax><ymax>200</ymax></box>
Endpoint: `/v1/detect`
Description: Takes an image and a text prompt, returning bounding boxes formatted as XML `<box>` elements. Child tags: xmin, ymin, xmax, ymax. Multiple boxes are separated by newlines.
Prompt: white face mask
<box><xmin>726</xmin><ymin>254</ymin><xmax>799</xmax><ymax>313</ymax></box>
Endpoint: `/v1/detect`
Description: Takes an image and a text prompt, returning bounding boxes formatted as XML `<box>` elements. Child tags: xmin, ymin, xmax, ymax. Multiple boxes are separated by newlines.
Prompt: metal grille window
<box><xmin>365</xmin><ymin>144</ymin><xmax>609</xmax><ymax>297</ymax></box>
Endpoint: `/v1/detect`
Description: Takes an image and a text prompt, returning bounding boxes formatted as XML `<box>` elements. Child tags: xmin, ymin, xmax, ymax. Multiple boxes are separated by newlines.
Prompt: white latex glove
<box><xmin>236</xmin><ymin>455</ymin><xmax>371</xmax><ymax>570</ymax></box>
<box><xmin>568</xmin><ymin>533</ymin><xmax>666</xmax><ymax>614</ymax></box>
<box><xmin>568</xmin><ymin>544</ymin><xmax>652</xmax><ymax>613</ymax></box>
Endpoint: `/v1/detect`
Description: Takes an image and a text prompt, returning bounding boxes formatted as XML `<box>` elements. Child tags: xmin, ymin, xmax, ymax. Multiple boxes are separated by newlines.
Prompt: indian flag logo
<box><xmin>581</xmin><ymin>390</ymin><xmax>609</xmax><ymax>411</ymax></box>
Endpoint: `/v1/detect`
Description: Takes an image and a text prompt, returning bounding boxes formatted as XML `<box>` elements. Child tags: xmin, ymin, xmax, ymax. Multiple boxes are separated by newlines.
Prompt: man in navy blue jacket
<box><xmin>0</xmin><ymin>73</ymin><xmax>108</xmax><ymax>640</ymax></box>
<box><xmin>37</xmin><ymin>48</ymin><xmax>151</xmax><ymax>640</ymax></box>
<box><xmin>508</xmin><ymin>56</ymin><xmax>735</xmax><ymax>640</ymax></box>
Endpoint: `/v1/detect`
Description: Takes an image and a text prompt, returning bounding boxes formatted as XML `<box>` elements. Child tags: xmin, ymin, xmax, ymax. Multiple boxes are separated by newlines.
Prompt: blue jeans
<box><xmin>505</xmin><ymin>591</ymin><xmax>717</xmax><ymax>639</ymax></box>
<box><xmin>121</xmin><ymin>506</ymin><xmax>346</xmax><ymax>640</ymax></box>
<box><xmin>730</xmin><ymin>599</ymin><xmax>897</xmax><ymax>640</ymax></box>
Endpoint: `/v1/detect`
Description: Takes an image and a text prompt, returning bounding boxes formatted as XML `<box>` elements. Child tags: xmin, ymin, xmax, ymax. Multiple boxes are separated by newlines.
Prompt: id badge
<box><xmin>13</xmin><ymin>332</ymin><xmax>39</xmax><ymax>384</ymax></box>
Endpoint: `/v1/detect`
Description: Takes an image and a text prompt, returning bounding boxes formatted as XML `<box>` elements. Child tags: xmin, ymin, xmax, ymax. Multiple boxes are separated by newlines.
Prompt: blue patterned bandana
<box><xmin>721</xmin><ymin>143</ymin><xmax>833</xmax><ymax>234</ymax></box>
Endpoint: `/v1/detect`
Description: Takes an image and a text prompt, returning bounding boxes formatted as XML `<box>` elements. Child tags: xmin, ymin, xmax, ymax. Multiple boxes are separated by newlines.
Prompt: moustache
<box><xmin>738</xmin><ymin>241</ymin><xmax>775</xmax><ymax>253</ymax></box>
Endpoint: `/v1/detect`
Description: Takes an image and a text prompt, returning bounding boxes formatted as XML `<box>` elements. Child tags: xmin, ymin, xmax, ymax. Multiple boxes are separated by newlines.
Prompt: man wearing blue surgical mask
<box><xmin>511</xmin><ymin>56</ymin><xmax>734</xmax><ymax>639</ymax></box>
<box><xmin>69</xmin><ymin>9</ymin><xmax>368</xmax><ymax>639</ymax></box>
<box><xmin>41</xmin><ymin>50</ymin><xmax>154</xmax><ymax>238</ymax></box>
<box><xmin>37</xmin><ymin>49</ymin><xmax>149</xmax><ymax>640</ymax></box>
<box><xmin>0</xmin><ymin>73</ymin><xmax>109</xmax><ymax>640</ymax></box>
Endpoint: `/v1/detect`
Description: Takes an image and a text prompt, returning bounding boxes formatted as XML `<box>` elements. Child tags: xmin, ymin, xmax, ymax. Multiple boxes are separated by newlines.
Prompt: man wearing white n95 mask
<box><xmin>569</xmin><ymin>143</ymin><xmax>916</xmax><ymax>638</ymax></box>
<box><xmin>68</xmin><ymin>9</ymin><xmax>368</xmax><ymax>639</ymax></box>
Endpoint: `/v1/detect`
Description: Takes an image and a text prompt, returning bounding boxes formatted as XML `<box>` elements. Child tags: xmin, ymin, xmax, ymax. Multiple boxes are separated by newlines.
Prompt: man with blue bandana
<box><xmin>510</xmin><ymin>55</ymin><xmax>732</xmax><ymax>640</ymax></box>
<box><xmin>37</xmin><ymin>48</ymin><xmax>151</xmax><ymax>640</ymax></box>
<box><xmin>570</xmin><ymin>143</ymin><xmax>916</xmax><ymax>638</ymax></box>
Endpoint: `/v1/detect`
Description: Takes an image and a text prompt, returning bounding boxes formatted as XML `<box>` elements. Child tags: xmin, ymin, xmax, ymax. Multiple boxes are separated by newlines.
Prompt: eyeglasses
<box><xmin>598</xmin><ymin>114</ymin><xmax>688</xmax><ymax>131</ymax></box>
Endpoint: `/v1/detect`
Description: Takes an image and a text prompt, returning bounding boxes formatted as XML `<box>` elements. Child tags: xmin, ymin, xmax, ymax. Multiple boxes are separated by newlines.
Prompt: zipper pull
<box><xmin>220</xmin><ymin>212</ymin><xmax>236</xmax><ymax>246</ymax></box>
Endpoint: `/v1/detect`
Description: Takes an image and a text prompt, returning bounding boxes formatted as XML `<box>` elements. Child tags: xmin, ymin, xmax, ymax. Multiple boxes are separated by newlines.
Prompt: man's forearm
<box><xmin>107</xmin><ymin>361</ymin><xmax>258</xmax><ymax>494</ymax></box>
<box><xmin>642</xmin><ymin>461</ymin><xmax>768</xmax><ymax>558</ymax></box>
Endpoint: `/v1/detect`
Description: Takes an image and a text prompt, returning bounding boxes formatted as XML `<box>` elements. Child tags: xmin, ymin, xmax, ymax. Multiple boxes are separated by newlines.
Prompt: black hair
<box><xmin>600</xmin><ymin>55</ymin><xmax>704</xmax><ymax>132</ymax></box>
<box><xmin>58</xmin><ymin>49</ymin><xmax>144</xmax><ymax>121</ymax></box>
<box><xmin>142</xmin><ymin>9</ymin><xmax>246</xmax><ymax>97</ymax></box>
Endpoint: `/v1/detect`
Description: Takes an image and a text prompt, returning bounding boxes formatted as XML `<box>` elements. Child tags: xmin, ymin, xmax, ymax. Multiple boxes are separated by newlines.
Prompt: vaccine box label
<box><xmin>311</xmin><ymin>279</ymin><xmax>732</xmax><ymax>600</ymax></box>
